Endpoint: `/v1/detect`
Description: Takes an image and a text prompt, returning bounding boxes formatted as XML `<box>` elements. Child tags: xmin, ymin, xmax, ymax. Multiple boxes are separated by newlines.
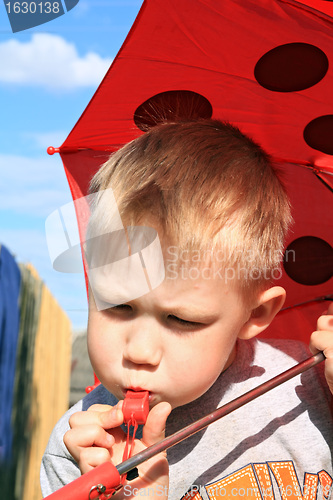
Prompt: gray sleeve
<box><xmin>40</xmin><ymin>385</ymin><xmax>118</xmax><ymax>497</ymax></box>
<box><xmin>40</xmin><ymin>400</ymin><xmax>82</xmax><ymax>497</ymax></box>
<box><xmin>40</xmin><ymin>452</ymin><xmax>81</xmax><ymax>497</ymax></box>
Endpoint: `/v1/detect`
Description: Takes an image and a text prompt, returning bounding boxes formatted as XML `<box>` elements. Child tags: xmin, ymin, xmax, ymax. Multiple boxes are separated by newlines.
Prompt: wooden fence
<box><xmin>23</xmin><ymin>265</ymin><xmax>72</xmax><ymax>500</ymax></box>
<box><xmin>0</xmin><ymin>256</ymin><xmax>72</xmax><ymax>500</ymax></box>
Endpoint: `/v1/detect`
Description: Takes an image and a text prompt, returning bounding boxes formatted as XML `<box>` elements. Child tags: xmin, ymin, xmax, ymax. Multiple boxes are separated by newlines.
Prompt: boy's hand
<box><xmin>64</xmin><ymin>401</ymin><xmax>124</xmax><ymax>473</ymax></box>
<box><xmin>310</xmin><ymin>301</ymin><xmax>333</xmax><ymax>394</ymax></box>
<box><xmin>63</xmin><ymin>400</ymin><xmax>172</xmax><ymax>499</ymax></box>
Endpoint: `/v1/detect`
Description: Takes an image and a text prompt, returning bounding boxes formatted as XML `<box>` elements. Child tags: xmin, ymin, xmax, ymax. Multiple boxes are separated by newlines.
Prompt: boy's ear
<box><xmin>238</xmin><ymin>286</ymin><xmax>286</xmax><ymax>340</ymax></box>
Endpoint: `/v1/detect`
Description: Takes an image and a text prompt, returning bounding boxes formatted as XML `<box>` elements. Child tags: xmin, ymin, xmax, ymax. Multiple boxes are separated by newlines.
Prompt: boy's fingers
<box><xmin>309</xmin><ymin>329</ymin><xmax>333</xmax><ymax>395</ymax></box>
<box><xmin>79</xmin><ymin>447</ymin><xmax>112</xmax><ymax>475</ymax></box>
<box><xmin>88</xmin><ymin>401</ymin><xmax>124</xmax><ymax>413</ymax></box>
<box><xmin>68</xmin><ymin>406</ymin><xmax>123</xmax><ymax>430</ymax></box>
<box><xmin>64</xmin><ymin>424</ymin><xmax>115</xmax><ymax>460</ymax></box>
<box><xmin>142</xmin><ymin>402</ymin><xmax>172</xmax><ymax>448</ymax></box>
<box><xmin>310</xmin><ymin>331</ymin><xmax>333</xmax><ymax>356</ymax></box>
<box><xmin>88</xmin><ymin>404</ymin><xmax>113</xmax><ymax>412</ymax></box>
<box><xmin>316</xmin><ymin>314</ymin><xmax>333</xmax><ymax>331</ymax></box>
<box><xmin>317</xmin><ymin>301</ymin><xmax>333</xmax><ymax>326</ymax></box>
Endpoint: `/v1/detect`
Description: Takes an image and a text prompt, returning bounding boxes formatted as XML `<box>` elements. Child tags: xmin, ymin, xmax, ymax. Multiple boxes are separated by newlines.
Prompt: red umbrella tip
<box><xmin>47</xmin><ymin>146</ymin><xmax>60</xmax><ymax>155</ymax></box>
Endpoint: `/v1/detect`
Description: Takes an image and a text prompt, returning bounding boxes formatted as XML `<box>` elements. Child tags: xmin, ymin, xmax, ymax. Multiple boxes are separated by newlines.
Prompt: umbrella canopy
<box><xmin>54</xmin><ymin>0</ymin><xmax>333</xmax><ymax>343</ymax></box>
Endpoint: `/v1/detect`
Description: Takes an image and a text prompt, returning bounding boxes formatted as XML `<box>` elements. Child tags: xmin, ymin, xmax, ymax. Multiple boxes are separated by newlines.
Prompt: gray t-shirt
<box><xmin>40</xmin><ymin>338</ymin><xmax>333</xmax><ymax>499</ymax></box>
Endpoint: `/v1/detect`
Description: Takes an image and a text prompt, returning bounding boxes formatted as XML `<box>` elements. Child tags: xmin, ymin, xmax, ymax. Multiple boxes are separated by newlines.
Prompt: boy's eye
<box><xmin>167</xmin><ymin>314</ymin><xmax>201</xmax><ymax>329</ymax></box>
<box><xmin>113</xmin><ymin>304</ymin><xmax>132</xmax><ymax>311</ymax></box>
<box><xmin>105</xmin><ymin>304</ymin><xmax>133</xmax><ymax>315</ymax></box>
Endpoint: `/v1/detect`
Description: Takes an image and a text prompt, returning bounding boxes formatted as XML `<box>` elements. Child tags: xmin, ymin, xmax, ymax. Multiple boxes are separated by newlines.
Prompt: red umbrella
<box><xmin>49</xmin><ymin>0</ymin><xmax>333</xmax><ymax>345</ymax></box>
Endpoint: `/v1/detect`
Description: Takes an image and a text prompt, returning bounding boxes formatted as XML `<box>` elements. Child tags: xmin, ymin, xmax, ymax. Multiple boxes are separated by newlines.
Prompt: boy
<box><xmin>41</xmin><ymin>120</ymin><xmax>333</xmax><ymax>499</ymax></box>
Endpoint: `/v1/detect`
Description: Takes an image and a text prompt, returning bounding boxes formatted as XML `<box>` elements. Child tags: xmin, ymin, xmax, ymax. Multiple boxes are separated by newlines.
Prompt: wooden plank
<box><xmin>23</xmin><ymin>266</ymin><xmax>72</xmax><ymax>500</ymax></box>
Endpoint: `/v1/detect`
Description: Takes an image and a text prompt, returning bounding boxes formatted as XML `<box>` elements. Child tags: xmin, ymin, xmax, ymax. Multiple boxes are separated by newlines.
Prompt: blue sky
<box><xmin>0</xmin><ymin>1</ymin><xmax>144</xmax><ymax>330</ymax></box>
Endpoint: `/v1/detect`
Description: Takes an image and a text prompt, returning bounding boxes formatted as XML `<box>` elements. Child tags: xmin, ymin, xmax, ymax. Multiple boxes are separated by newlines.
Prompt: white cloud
<box><xmin>0</xmin><ymin>33</ymin><xmax>112</xmax><ymax>91</ymax></box>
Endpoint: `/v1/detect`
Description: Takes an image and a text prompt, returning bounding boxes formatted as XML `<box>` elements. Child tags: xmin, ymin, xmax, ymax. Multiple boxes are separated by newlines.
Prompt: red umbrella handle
<box><xmin>43</xmin><ymin>461</ymin><xmax>121</xmax><ymax>499</ymax></box>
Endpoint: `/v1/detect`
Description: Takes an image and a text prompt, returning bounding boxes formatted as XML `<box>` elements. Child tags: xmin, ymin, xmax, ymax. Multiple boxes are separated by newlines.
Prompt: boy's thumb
<box><xmin>142</xmin><ymin>402</ymin><xmax>172</xmax><ymax>447</ymax></box>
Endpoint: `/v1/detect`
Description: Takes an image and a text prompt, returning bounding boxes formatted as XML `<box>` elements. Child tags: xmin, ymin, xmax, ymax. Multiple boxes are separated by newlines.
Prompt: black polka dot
<box><xmin>134</xmin><ymin>90</ymin><xmax>213</xmax><ymax>131</ymax></box>
<box><xmin>303</xmin><ymin>115</ymin><xmax>333</xmax><ymax>155</ymax></box>
<box><xmin>283</xmin><ymin>236</ymin><xmax>333</xmax><ymax>286</ymax></box>
<box><xmin>254</xmin><ymin>43</ymin><xmax>328</xmax><ymax>92</ymax></box>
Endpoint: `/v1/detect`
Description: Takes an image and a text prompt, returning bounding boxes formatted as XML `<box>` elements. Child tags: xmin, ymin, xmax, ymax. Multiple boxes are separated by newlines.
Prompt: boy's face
<box><xmin>87</xmin><ymin>262</ymin><xmax>253</xmax><ymax>409</ymax></box>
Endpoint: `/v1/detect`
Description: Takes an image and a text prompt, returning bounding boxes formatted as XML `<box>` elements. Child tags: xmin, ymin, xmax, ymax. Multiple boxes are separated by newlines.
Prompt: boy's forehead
<box><xmin>162</xmin><ymin>242</ymin><xmax>234</xmax><ymax>278</ymax></box>
<box><xmin>87</xmin><ymin>240</ymin><xmax>245</xmax><ymax>314</ymax></box>
<box><xmin>88</xmin><ymin>261</ymin><xmax>243</xmax><ymax>315</ymax></box>
<box><xmin>84</xmin><ymin>212</ymin><xmax>248</xmax><ymax>311</ymax></box>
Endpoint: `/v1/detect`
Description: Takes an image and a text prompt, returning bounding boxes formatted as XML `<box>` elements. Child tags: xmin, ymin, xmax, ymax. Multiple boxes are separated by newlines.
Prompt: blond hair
<box><xmin>89</xmin><ymin>120</ymin><xmax>291</xmax><ymax>295</ymax></box>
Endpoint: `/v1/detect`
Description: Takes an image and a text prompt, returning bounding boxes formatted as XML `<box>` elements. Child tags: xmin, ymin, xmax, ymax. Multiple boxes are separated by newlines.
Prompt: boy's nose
<box><xmin>123</xmin><ymin>322</ymin><xmax>162</xmax><ymax>366</ymax></box>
